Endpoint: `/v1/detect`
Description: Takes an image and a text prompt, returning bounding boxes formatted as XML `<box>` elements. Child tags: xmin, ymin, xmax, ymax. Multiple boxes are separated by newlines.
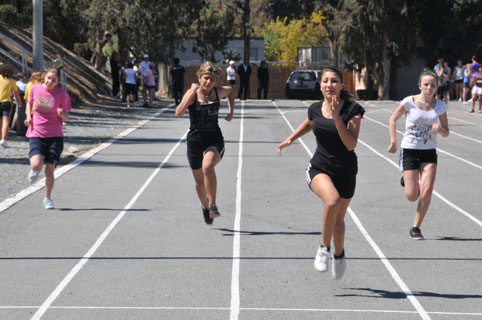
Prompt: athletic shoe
<box><xmin>202</xmin><ymin>207</ymin><xmax>213</xmax><ymax>225</ymax></box>
<box><xmin>28</xmin><ymin>170</ymin><xmax>39</xmax><ymax>184</ymax></box>
<box><xmin>209</xmin><ymin>204</ymin><xmax>221</xmax><ymax>219</ymax></box>
<box><xmin>463</xmin><ymin>101</ymin><xmax>469</xmax><ymax>105</ymax></box>
<box><xmin>43</xmin><ymin>198</ymin><xmax>54</xmax><ymax>210</ymax></box>
<box><xmin>458</xmin><ymin>98</ymin><xmax>462</xmax><ymax>102</ymax></box>
<box><xmin>469</xmin><ymin>109</ymin><xmax>475</xmax><ymax>113</ymax></box>
<box><xmin>0</xmin><ymin>140</ymin><xmax>7</xmax><ymax>147</ymax></box>
<box><xmin>409</xmin><ymin>227</ymin><xmax>423</xmax><ymax>240</ymax></box>
<box><xmin>400</xmin><ymin>176</ymin><xmax>405</xmax><ymax>187</ymax></box>
<box><xmin>314</xmin><ymin>246</ymin><xmax>330</xmax><ymax>272</ymax></box>
<box><xmin>332</xmin><ymin>250</ymin><xmax>346</xmax><ymax>280</ymax></box>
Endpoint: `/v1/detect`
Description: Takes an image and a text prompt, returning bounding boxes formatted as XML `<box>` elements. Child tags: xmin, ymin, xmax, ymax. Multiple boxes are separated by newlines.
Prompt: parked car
<box><xmin>285</xmin><ymin>69</ymin><xmax>322</xmax><ymax>99</ymax></box>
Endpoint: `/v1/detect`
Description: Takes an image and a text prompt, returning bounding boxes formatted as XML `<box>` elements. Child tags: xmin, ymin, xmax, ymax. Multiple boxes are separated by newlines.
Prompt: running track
<box><xmin>0</xmin><ymin>99</ymin><xmax>481</xmax><ymax>320</ymax></box>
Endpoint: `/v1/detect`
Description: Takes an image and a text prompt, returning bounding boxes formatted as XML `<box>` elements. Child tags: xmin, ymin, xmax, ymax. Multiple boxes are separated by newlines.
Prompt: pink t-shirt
<box><xmin>26</xmin><ymin>84</ymin><xmax>72</xmax><ymax>138</ymax></box>
<box><xmin>145</xmin><ymin>69</ymin><xmax>155</xmax><ymax>87</ymax></box>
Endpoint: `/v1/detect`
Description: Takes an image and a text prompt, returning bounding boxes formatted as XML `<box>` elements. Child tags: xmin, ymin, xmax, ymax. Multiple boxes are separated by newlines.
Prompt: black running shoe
<box><xmin>400</xmin><ymin>176</ymin><xmax>405</xmax><ymax>187</ymax></box>
<box><xmin>202</xmin><ymin>207</ymin><xmax>213</xmax><ymax>225</ymax></box>
<box><xmin>409</xmin><ymin>227</ymin><xmax>423</xmax><ymax>240</ymax></box>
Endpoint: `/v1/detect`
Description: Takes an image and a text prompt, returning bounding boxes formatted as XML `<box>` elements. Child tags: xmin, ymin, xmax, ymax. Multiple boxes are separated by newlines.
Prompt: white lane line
<box><xmin>359</xmin><ymin>139</ymin><xmax>482</xmax><ymax>228</ymax></box>
<box><xmin>6</xmin><ymin>305</ymin><xmax>482</xmax><ymax>316</ymax></box>
<box><xmin>230</xmin><ymin>102</ymin><xmax>244</xmax><ymax>320</ymax></box>
<box><xmin>273</xmin><ymin>101</ymin><xmax>431</xmax><ymax>320</ymax></box>
<box><xmin>0</xmin><ymin>106</ymin><xmax>175</xmax><ymax>213</ymax></box>
<box><xmin>363</xmin><ymin>115</ymin><xmax>482</xmax><ymax>170</ymax></box>
<box><xmin>30</xmin><ymin>129</ymin><xmax>189</xmax><ymax>320</ymax></box>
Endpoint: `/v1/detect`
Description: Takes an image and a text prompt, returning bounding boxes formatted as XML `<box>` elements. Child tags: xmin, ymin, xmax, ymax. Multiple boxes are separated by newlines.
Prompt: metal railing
<box><xmin>0</xmin><ymin>31</ymin><xmax>34</xmax><ymax>73</ymax></box>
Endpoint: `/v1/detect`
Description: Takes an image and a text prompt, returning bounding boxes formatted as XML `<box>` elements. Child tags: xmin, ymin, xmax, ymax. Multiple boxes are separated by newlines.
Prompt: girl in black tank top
<box><xmin>175</xmin><ymin>62</ymin><xmax>235</xmax><ymax>225</ymax></box>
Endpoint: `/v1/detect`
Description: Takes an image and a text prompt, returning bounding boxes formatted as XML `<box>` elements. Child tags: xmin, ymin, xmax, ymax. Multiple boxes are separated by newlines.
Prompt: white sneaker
<box><xmin>0</xmin><ymin>140</ymin><xmax>7</xmax><ymax>147</ymax></box>
<box><xmin>458</xmin><ymin>98</ymin><xmax>462</xmax><ymax>102</ymax></box>
<box><xmin>463</xmin><ymin>101</ymin><xmax>469</xmax><ymax>105</ymax></box>
<box><xmin>332</xmin><ymin>251</ymin><xmax>346</xmax><ymax>280</ymax></box>
<box><xmin>314</xmin><ymin>246</ymin><xmax>330</xmax><ymax>272</ymax></box>
<box><xmin>28</xmin><ymin>170</ymin><xmax>39</xmax><ymax>183</ymax></box>
<box><xmin>43</xmin><ymin>198</ymin><xmax>54</xmax><ymax>210</ymax></box>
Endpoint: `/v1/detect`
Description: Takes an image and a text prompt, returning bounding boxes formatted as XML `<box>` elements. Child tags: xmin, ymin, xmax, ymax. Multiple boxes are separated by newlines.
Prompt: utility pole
<box><xmin>33</xmin><ymin>0</ymin><xmax>43</xmax><ymax>71</ymax></box>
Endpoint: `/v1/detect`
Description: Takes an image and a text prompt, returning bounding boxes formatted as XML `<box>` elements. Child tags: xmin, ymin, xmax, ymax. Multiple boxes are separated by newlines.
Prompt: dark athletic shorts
<box><xmin>0</xmin><ymin>101</ymin><xmax>13</xmax><ymax>117</ymax></box>
<box><xmin>399</xmin><ymin>148</ymin><xmax>437</xmax><ymax>171</ymax></box>
<box><xmin>29</xmin><ymin>137</ymin><xmax>64</xmax><ymax>166</ymax></box>
<box><xmin>228</xmin><ymin>80</ymin><xmax>236</xmax><ymax>85</ymax></box>
<box><xmin>437</xmin><ymin>85</ymin><xmax>448</xmax><ymax>95</ymax></box>
<box><xmin>125</xmin><ymin>83</ymin><xmax>136</xmax><ymax>95</ymax></box>
<box><xmin>305</xmin><ymin>162</ymin><xmax>356</xmax><ymax>199</ymax></box>
<box><xmin>187</xmin><ymin>140</ymin><xmax>225</xmax><ymax>170</ymax></box>
<box><xmin>455</xmin><ymin>79</ymin><xmax>463</xmax><ymax>84</ymax></box>
<box><xmin>464</xmin><ymin>82</ymin><xmax>470</xmax><ymax>88</ymax></box>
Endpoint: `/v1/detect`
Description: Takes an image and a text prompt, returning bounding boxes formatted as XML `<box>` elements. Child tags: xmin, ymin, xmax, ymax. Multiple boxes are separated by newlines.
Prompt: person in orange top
<box><xmin>0</xmin><ymin>64</ymin><xmax>22</xmax><ymax>147</ymax></box>
<box><xmin>24</xmin><ymin>71</ymin><xmax>43</xmax><ymax>113</ymax></box>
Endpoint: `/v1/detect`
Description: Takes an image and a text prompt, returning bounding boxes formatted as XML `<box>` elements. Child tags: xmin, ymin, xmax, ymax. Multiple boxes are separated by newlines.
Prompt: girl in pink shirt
<box><xmin>24</xmin><ymin>68</ymin><xmax>71</xmax><ymax>209</ymax></box>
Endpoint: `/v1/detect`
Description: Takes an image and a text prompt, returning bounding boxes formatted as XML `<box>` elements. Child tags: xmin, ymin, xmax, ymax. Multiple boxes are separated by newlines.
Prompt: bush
<box><xmin>0</xmin><ymin>5</ymin><xmax>18</xmax><ymax>25</ymax></box>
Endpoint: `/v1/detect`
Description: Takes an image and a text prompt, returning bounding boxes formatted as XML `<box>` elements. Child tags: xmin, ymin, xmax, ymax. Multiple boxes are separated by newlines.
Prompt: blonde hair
<box><xmin>196</xmin><ymin>62</ymin><xmax>222</xmax><ymax>81</ymax></box>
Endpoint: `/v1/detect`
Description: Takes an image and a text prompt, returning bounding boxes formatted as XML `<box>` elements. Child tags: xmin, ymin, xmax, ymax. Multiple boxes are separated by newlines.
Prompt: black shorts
<box><xmin>187</xmin><ymin>140</ymin><xmax>225</xmax><ymax>170</ymax></box>
<box><xmin>305</xmin><ymin>163</ymin><xmax>356</xmax><ymax>199</ymax></box>
<box><xmin>29</xmin><ymin>137</ymin><xmax>64</xmax><ymax>166</ymax></box>
<box><xmin>455</xmin><ymin>79</ymin><xmax>463</xmax><ymax>84</ymax></box>
<box><xmin>399</xmin><ymin>148</ymin><xmax>437</xmax><ymax>171</ymax></box>
<box><xmin>464</xmin><ymin>82</ymin><xmax>471</xmax><ymax>88</ymax></box>
<box><xmin>0</xmin><ymin>101</ymin><xmax>13</xmax><ymax>117</ymax></box>
<box><xmin>125</xmin><ymin>83</ymin><xmax>136</xmax><ymax>95</ymax></box>
<box><xmin>228</xmin><ymin>80</ymin><xmax>236</xmax><ymax>85</ymax></box>
<box><xmin>437</xmin><ymin>86</ymin><xmax>448</xmax><ymax>95</ymax></box>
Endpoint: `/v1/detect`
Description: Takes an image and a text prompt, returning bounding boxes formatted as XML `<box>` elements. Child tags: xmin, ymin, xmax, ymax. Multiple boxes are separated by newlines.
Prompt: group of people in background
<box><xmin>225</xmin><ymin>59</ymin><xmax>270</xmax><ymax>100</ymax></box>
<box><xmin>110</xmin><ymin>52</ymin><xmax>157</xmax><ymax>108</ymax></box>
<box><xmin>433</xmin><ymin>56</ymin><xmax>482</xmax><ymax>113</ymax></box>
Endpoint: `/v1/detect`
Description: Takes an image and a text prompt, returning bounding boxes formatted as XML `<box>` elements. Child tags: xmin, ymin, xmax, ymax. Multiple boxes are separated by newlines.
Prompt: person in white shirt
<box><xmin>123</xmin><ymin>62</ymin><xmax>138</xmax><ymax>108</ymax></box>
<box><xmin>388</xmin><ymin>70</ymin><xmax>449</xmax><ymax>240</ymax></box>
<box><xmin>226</xmin><ymin>60</ymin><xmax>236</xmax><ymax>86</ymax></box>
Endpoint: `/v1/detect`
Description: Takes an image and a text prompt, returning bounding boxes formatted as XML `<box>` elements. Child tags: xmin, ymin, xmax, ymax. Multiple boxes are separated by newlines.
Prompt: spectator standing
<box><xmin>170</xmin><ymin>57</ymin><xmax>185</xmax><ymax>105</ymax></box>
<box><xmin>463</xmin><ymin>63</ymin><xmax>472</xmax><ymax>104</ymax></box>
<box><xmin>139</xmin><ymin>54</ymin><xmax>151</xmax><ymax>107</ymax></box>
<box><xmin>110</xmin><ymin>51</ymin><xmax>120</xmax><ymax>97</ymax></box>
<box><xmin>123</xmin><ymin>62</ymin><xmax>138</xmax><ymax>108</ymax></box>
<box><xmin>257</xmin><ymin>60</ymin><xmax>269</xmax><ymax>99</ymax></box>
<box><xmin>469</xmin><ymin>65</ymin><xmax>482</xmax><ymax>113</ymax></box>
<box><xmin>133</xmin><ymin>60</ymin><xmax>141</xmax><ymax>103</ymax></box>
<box><xmin>0</xmin><ymin>64</ymin><xmax>22</xmax><ymax>147</ymax></box>
<box><xmin>470</xmin><ymin>55</ymin><xmax>480</xmax><ymax>73</ymax></box>
<box><xmin>144</xmin><ymin>63</ymin><xmax>157</xmax><ymax>108</ymax></box>
<box><xmin>16</xmin><ymin>73</ymin><xmax>27</xmax><ymax>96</ymax></box>
<box><xmin>434</xmin><ymin>58</ymin><xmax>449</xmax><ymax>104</ymax></box>
<box><xmin>452</xmin><ymin>60</ymin><xmax>464</xmax><ymax>101</ymax></box>
<box><xmin>237</xmin><ymin>58</ymin><xmax>252</xmax><ymax>100</ymax></box>
<box><xmin>24</xmin><ymin>68</ymin><xmax>71</xmax><ymax>210</ymax></box>
<box><xmin>226</xmin><ymin>60</ymin><xmax>236</xmax><ymax>87</ymax></box>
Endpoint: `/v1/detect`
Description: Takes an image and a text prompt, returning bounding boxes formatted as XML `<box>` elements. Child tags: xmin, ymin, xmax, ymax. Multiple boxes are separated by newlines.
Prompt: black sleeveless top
<box><xmin>187</xmin><ymin>88</ymin><xmax>224</xmax><ymax>143</ymax></box>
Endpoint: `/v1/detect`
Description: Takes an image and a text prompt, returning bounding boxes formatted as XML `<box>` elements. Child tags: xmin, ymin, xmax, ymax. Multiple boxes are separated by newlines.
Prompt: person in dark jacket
<box><xmin>257</xmin><ymin>60</ymin><xmax>269</xmax><ymax>99</ymax></box>
<box><xmin>110</xmin><ymin>51</ymin><xmax>120</xmax><ymax>97</ymax></box>
<box><xmin>237</xmin><ymin>58</ymin><xmax>252</xmax><ymax>100</ymax></box>
<box><xmin>170</xmin><ymin>58</ymin><xmax>185</xmax><ymax>105</ymax></box>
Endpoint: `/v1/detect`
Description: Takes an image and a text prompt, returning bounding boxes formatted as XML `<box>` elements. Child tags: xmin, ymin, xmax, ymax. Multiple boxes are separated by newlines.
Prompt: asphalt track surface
<box><xmin>0</xmin><ymin>99</ymin><xmax>481</xmax><ymax>320</ymax></box>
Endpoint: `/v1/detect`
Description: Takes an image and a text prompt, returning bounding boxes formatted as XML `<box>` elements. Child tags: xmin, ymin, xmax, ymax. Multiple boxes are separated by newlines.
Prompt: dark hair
<box><xmin>127</xmin><ymin>62</ymin><xmax>133</xmax><ymax>68</ymax></box>
<box><xmin>0</xmin><ymin>64</ymin><xmax>14</xmax><ymax>78</ymax></box>
<box><xmin>174</xmin><ymin>58</ymin><xmax>179</xmax><ymax>64</ymax></box>
<box><xmin>320</xmin><ymin>66</ymin><xmax>354</xmax><ymax>101</ymax></box>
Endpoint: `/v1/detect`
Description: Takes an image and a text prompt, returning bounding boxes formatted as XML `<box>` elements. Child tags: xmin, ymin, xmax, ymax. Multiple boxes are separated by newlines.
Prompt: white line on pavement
<box><xmin>358</xmin><ymin>139</ymin><xmax>482</xmax><ymax>229</ymax></box>
<box><xmin>230</xmin><ymin>102</ymin><xmax>244</xmax><ymax>320</ymax></box>
<box><xmin>0</xmin><ymin>106</ymin><xmax>174</xmax><ymax>213</ymax></box>
<box><xmin>273</xmin><ymin>101</ymin><xmax>431</xmax><ymax>320</ymax></box>
<box><xmin>30</xmin><ymin>127</ymin><xmax>188</xmax><ymax>320</ymax></box>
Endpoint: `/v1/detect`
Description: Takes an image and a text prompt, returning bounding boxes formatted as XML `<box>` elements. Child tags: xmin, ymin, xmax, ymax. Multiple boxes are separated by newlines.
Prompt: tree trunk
<box><xmin>242</xmin><ymin>0</ymin><xmax>250</xmax><ymax>61</ymax></box>
<box><xmin>382</xmin><ymin>46</ymin><xmax>390</xmax><ymax>100</ymax></box>
<box><xmin>329</xmin><ymin>38</ymin><xmax>338</xmax><ymax>68</ymax></box>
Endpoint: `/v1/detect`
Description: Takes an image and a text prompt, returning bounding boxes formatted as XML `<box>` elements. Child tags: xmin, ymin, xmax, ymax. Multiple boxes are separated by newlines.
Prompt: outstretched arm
<box><xmin>277</xmin><ymin>119</ymin><xmax>312</xmax><ymax>155</ymax></box>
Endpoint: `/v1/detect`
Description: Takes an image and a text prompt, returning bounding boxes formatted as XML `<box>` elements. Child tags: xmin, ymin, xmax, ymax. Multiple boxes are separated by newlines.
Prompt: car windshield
<box><xmin>291</xmin><ymin>72</ymin><xmax>317</xmax><ymax>81</ymax></box>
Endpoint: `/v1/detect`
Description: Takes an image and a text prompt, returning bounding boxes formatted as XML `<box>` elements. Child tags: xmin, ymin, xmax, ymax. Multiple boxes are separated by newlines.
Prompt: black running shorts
<box><xmin>187</xmin><ymin>140</ymin><xmax>225</xmax><ymax>170</ymax></box>
<box><xmin>305</xmin><ymin>162</ymin><xmax>356</xmax><ymax>199</ymax></box>
<box><xmin>399</xmin><ymin>148</ymin><xmax>437</xmax><ymax>171</ymax></box>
